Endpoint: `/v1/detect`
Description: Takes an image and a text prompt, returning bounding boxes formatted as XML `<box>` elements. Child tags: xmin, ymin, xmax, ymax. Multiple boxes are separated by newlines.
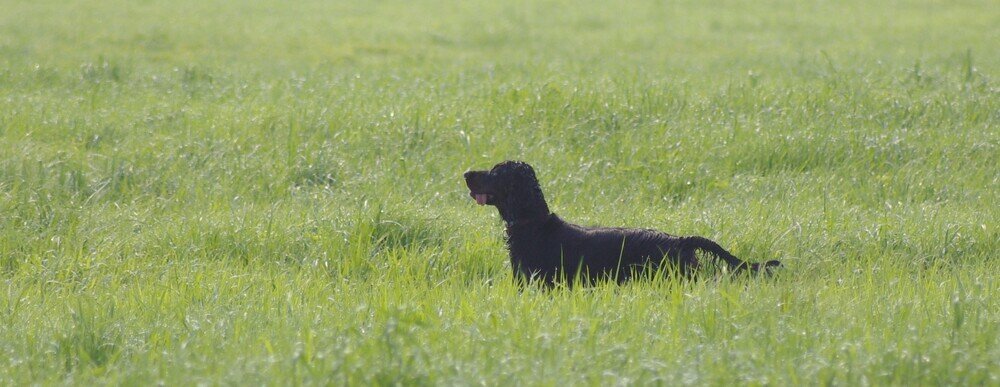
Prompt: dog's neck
<box><xmin>504</xmin><ymin>212</ymin><xmax>554</xmax><ymax>229</ymax></box>
<box><xmin>497</xmin><ymin>200</ymin><xmax>550</xmax><ymax>229</ymax></box>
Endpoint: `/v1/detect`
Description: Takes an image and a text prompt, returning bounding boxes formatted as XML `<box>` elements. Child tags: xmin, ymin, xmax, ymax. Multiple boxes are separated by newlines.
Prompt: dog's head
<box><xmin>464</xmin><ymin>161</ymin><xmax>549</xmax><ymax>223</ymax></box>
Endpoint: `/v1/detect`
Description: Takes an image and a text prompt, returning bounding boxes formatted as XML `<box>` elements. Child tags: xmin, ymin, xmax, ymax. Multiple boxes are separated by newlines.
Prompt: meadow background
<box><xmin>1</xmin><ymin>0</ymin><xmax>997</xmax><ymax>384</ymax></box>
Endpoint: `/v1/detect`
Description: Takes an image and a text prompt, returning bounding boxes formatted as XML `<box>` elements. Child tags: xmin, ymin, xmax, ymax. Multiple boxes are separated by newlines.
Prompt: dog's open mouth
<box><xmin>470</xmin><ymin>192</ymin><xmax>493</xmax><ymax>205</ymax></box>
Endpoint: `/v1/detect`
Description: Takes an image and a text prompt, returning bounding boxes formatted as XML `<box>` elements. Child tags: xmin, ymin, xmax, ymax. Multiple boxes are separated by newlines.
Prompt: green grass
<box><xmin>1</xmin><ymin>0</ymin><xmax>997</xmax><ymax>384</ymax></box>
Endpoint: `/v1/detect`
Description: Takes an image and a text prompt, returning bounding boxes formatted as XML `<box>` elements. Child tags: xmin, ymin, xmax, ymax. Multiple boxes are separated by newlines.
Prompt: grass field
<box><xmin>1</xmin><ymin>0</ymin><xmax>998</xmax><ymax>384</ymax></box>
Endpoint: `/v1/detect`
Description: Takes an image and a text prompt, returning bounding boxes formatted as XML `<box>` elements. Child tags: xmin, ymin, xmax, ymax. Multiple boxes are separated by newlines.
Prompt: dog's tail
<box><xmin>681</xmin><ymin>236</ymin><xmax>781</xmax><ymax>275</ymax></box>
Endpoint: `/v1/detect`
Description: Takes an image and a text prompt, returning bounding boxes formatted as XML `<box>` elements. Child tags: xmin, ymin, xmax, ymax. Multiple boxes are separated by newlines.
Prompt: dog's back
<box><xmin>506</xmin><ymin>215</ymin><xmax>695</xmax><ymax>284</ymax></box>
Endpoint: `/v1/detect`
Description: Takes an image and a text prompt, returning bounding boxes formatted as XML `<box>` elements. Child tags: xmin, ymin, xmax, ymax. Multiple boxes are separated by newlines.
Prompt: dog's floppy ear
<box><xmin>506</xmin><ymin>163</ymin><xmax>545</xmax><ymax>204</ymax></box>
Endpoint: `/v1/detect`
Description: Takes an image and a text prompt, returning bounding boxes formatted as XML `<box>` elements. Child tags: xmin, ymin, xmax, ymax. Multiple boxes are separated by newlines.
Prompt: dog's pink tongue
<box><xmin>475</xmin><ymin>194</ymin><xmax>488</xmax><ymax>205</ymax></box>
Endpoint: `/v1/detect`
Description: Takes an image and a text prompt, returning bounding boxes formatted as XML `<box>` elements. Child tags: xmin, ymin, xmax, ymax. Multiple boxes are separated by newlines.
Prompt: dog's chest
<box><xmin>505</xmin><ymin>228</ymin><xmax>563</xmax><ymax>266</ymax></box>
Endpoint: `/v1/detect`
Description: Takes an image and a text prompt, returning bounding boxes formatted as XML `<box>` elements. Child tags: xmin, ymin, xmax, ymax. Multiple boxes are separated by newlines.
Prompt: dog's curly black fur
<box><xmin>465</xmin><ymin>160</ymin><xmax>781</xmax><ymax>286</ymax></box>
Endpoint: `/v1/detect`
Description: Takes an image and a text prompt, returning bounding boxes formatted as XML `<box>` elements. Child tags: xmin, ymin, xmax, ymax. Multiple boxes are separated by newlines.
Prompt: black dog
<box><xmin>465</xmin><ymin>161</ymin><xmax>780</xmax><ymax>286</ymax></box>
